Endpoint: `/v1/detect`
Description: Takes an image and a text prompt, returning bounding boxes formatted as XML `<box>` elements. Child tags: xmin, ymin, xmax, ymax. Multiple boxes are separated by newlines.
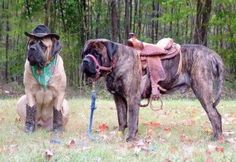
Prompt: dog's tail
<box><xmin>212</xmin><ymin>55</ymin><xmax>224</xmax><ymax>108</ymax></box>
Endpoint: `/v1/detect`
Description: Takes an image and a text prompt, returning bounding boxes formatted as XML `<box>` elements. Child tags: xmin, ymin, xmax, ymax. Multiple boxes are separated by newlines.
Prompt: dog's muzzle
<box><xmin>81</xmin><ymin>54</ymin><xmax>113</xmax><ymax>79</ymax></box>
<box><xmin>27</xmin><ymin>43</ymin><xmax>45</xmax><ymax>68</ymax></box>
<box><xmin>81</xmin><ymin>56</ymin><xmax>97</xmax><ymax>77</ymax></box>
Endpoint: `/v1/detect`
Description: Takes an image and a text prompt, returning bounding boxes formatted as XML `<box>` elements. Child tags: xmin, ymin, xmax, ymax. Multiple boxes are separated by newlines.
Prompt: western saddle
<box><xmin>127</xmin><ymin>35</ymin><xmax>182</xmax><ymax>101</ymax></box>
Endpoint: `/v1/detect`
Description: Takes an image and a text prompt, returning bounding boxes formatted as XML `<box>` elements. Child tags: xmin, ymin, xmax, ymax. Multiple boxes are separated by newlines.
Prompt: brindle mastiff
<box><xmin>16</xmin><ymin>25</ymin><xmax>69</xmax><ymax>132</ymax></box>
<box><xmin>81</xmin><ymin>39</ymin><xmax>224</xmax><ymax>141</ymax></box>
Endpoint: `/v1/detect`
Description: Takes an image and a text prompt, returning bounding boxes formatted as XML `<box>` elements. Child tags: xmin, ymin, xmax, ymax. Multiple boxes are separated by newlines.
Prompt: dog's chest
<box><xmin>105</xmin><ymin>75</ymin><xmax>125</xmax><ymax>95</ymax></box>
<box><xmin>35</xmin><ymin>88</ymin><xmax>55</xmax><ymax>105</ymax></box>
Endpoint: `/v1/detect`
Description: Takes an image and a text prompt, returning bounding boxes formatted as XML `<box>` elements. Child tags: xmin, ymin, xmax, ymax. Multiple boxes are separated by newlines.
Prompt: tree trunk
<box><xmin>124</xmin><ymin>0</ymin><xmax>130</xmax><ymax>42</ymax></box>
<box><xmin>193</xmin><ymin>0</ymin><xmax>212</xmax><ymax>46</ymax></box>
<box><xmin>44</xmin><ymin>0</ymin><xmax>52</xmax><ymax>27</ymax></box>
<box><xmin>110</xmin><ymin>0</ymin><xmax>118</xmax><ymax>41</ymax></box>
<box><xmin>137</xmin><ymin>0</ymin><xmax>141</xmax><ymax>37</ymax></box>
<box><xmin>155</xmin><ymin>2</ymin><xmax>159</xmax><ymax>41</ymax></box>
<box><xmin>5</xmin><ymin>0</ymin><xmax>9</xmax><ymax>83</ymax></box>
<box><xmin>133</xmin><ymin>0</ymin><xmax>138</xmax><ymax>34</ymax></box>
<box><xmin>117</xmin><ymin>0</ymin><xmax>121</xmax><ymax>42</ymax></box>
<box><xmin>59</xmin><ymin>0</ymin><xmax>67</xmax><ymax>32</ymax></box>
<box><xmin>25</xmin><ymin>0</ymin><xmax>32</xmax><ymax>22</ymax></box>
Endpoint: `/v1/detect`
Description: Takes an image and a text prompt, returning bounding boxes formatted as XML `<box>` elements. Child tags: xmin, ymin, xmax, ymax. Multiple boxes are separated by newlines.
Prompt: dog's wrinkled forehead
<box><xmin>28</xmin><ymin>37</ymin><xmax>53</xmax><ymax>48</ymax></box>
<box><xmin>83</xmin><ymin>40</ymin><xmax>105</xmax><ymax>55</ymax></box>
<box><xmin>82</xmin><ymin>39</ymin><xmax>118</xmax><ymax>61</ymax></box>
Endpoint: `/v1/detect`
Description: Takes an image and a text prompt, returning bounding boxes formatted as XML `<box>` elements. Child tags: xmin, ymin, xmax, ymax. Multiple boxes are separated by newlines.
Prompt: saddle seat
<box><xmin>127</xmin><ymin>37</ymin><xmax>181</xmax><ymax>100</ymax></box>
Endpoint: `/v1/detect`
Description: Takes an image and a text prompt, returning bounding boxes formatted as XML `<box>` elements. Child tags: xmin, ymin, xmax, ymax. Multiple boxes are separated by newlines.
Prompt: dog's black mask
<box><xmin>27</xmin><ymin>38</ymin><xmax>61</xmax><ymax>68</ymax></box>
<box><xmin>81</xmin><ymin>50</ymin><xmax>101</xmax><ymax>78</ymax></box>
<box><xmin>27</xmin><ymin>39</ymin><xmax>47</xmax><ymax>68</ymax></box>
<box><xmin>81</xmin><ymin>40</ymin><xmax>118</xmax><ymax>79</ymax></box>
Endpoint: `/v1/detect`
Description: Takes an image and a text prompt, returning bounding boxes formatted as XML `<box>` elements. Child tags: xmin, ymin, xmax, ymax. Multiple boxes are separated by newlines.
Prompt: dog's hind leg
<box><xmin>126</xmin><ymin>95</ymin><xmax>140</xmax><ymax>142</ymax></box>
<box><xmin>16</xmin><ymin>95</ymin><xmax>27</xmax><ymax>121</ymax></box>
<box><xmin>191</xmin><ymin>71</ymin><xmax>222</xmax><ymax>140</ymax></box>
<box><xmin>114</xmin><ymin>95</ymin><xmax>128</xmax><ymax>135</ymax></box>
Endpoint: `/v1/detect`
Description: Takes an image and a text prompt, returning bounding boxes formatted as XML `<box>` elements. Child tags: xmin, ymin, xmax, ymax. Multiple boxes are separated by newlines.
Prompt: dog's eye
<box><xmin>28</xmin><ymin>41</ymin><xmax>35</xmax><ymax>46</ymax></box>
<box><xmin>39</xmin><ymin>41</ymin><xmax>47</xmax><ymax>51</ymax></box>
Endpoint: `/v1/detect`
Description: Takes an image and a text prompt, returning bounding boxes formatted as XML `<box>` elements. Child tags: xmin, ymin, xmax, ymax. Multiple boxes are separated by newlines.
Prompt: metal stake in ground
<box><xmin>87</xmin><ymin>82</ymin><xmax>97</xmax><ymax>141</ymax></box>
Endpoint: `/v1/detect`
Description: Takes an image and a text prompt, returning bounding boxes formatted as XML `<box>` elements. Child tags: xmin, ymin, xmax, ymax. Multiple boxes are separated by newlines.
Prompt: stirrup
<box><xmin>139</xmin><ymin>98</ymin><xmax>150</xmax><ymax>107</ymax></box>
<box><xmin>150</xmin><ymin>98</ymin><xmax>163</xmax><ymax>111</ymax></box>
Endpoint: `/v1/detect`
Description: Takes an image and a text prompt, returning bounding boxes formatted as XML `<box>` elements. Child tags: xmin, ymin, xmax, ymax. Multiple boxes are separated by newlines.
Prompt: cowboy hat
<box><xmin>25</xmin><ymin>24</ymin><xmax>60</xmax><ymax>40</ymax></box>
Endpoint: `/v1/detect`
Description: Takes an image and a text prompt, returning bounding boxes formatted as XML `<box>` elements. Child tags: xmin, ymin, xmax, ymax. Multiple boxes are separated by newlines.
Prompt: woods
<box><xmin>0</xmin><ymin>0</ymin><xmax>236</xmax><ymax>87</ymax></box>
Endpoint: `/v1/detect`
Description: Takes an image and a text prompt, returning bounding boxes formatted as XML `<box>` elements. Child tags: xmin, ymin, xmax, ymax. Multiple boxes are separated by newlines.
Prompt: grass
<box><xmin>0</xmin><ymin>98</ymin><xmax>236</xmax><ymax>161</ymax></box>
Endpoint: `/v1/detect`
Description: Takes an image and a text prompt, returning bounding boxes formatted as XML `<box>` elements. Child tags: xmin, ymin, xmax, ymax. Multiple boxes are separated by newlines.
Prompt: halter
<box><xmin>85</xmin><ymin>54</ymin><xmax>114</xmax><ymax>78</ymax></box>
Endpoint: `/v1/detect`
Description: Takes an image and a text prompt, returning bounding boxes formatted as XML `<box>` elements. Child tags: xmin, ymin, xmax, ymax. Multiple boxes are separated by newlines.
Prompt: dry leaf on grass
<box><xmin>143</xmin><ymin>121</ymin><xmax>161</xmax><ymax>128</ymax></box>
<box><xmin>163</xmin><ymin>127</ymin><xmax>171</xmax><ymax>132</ymax></box>
<box><xmin>44</xmin><ymin>149</ymin><xmax>53</xmax><ymax>161</ymax></box>
<box><xmin>66</xmin><ymin>139</ymin><xmax>76</xmax><ymax>148</ymax></box>
<box><xmin>98</xmin><ymin>123</ymin><xmax>109</xmax><ymax>133</ymax></box>
<box><xmin>215</xmin><ymin>146</ymin><xmax>224</xmax><ymax>152</ymax></box>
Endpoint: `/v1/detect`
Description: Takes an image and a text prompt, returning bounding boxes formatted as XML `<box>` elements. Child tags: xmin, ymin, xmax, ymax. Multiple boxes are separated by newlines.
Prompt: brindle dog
<box><xmin>81</xmin><ymin>39</ymin><xmax>224</xmax><ymax>141</ymax></box>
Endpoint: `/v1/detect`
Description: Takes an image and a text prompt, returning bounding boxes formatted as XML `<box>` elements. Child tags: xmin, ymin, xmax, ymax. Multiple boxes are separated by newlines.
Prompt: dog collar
<box><xmin>31</xmin><ymin>57</ymin><xmax>57</xmax><ymax>89</ymax></box>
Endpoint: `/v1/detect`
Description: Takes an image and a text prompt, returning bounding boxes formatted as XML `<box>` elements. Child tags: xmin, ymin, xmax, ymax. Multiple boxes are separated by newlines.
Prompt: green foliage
<box><xmin>0</xmin><ymin>0</ymin><xmax>236</xmax><ymax>86</ymax></box>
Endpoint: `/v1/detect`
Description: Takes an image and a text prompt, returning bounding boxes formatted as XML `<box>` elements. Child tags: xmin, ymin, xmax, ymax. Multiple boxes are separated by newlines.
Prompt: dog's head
<box><xmin>27</xmin><ymin>37</ymin><xmax>61</xmax><ymax>68</ymax></box>
<box><xmin>25</xmin><ymin>25</ymin><xmax>61</xmax><ymax>68</ymax></box>
<box><xmin>81</xmin><ymin>39</ymin><xmax>118</xmax><ymax>79</ymax></box>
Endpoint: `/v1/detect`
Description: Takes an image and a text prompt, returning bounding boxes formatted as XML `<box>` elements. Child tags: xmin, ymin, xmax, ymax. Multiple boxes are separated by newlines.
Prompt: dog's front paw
<box><xmin>53</xmin><ymin>126</ymin><xmax>63</xmax><ymax>133</ymax></box>
<box><xmin>25</xmin><ymin>123</ymin><xmax>35</xmax><ymax>133</ymax></box>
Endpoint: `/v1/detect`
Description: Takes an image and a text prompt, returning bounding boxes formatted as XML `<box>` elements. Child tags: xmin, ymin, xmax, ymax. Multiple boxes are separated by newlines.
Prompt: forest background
<box><xmin>0</xmin><ymin>0</ymin><xmax>236</xmax><ymax>97</ymax></box>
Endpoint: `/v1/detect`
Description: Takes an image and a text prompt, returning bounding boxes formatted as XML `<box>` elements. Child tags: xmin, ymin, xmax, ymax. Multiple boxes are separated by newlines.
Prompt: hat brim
<box><xmin>25</xmin><ymin>32</ymin><xmax>60</xmax><ymax>40</ymax></box>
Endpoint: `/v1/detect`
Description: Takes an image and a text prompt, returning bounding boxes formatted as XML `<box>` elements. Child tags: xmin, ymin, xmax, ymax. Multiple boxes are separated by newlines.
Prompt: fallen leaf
<box><xmin>44</xmin><ymin>149</ymin><xmax>53</xmax><ymax>161</ymax></box>
<box><xmin>66</xmin><ymin>139</ymin><xmax>76</xmax><ymax>148</ymax></box>
<box><xmin>215</xmin><ymin>146</ymin><xmax>224</xmax><ymax>153</ymax></box>
<box><xmin>163</xmin><ymin>127</ymin><xmax>171</xmax><ymax>132</ymax></box>
<box><xmin>143</xmin><ymin>121</ymin><xmax>161</xmax><ymax>128</ymax></box>
<box><xmin>98</xmin><ymin>123</ymin><xmax>109</xmax><ymax>133</ymax></box>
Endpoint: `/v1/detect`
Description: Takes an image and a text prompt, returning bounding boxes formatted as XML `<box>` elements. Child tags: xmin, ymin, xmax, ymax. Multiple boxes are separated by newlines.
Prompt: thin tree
<box><xmin>193</xmin><ymin>0</ymin><xmax>212</xmax><ymax>46</ymax></box>
<box><xmin>124</xmin><ymin>0</ymin><xmax>130</xmax><ymax>42</ymax></box>
<box><xmin>110</xmin><ymin>0</ymin><xmax>118</xmax><ymax>41</ymax></box>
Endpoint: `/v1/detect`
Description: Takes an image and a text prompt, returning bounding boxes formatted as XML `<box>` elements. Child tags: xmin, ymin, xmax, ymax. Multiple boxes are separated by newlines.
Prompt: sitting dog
<box><xmin>16</xmin><ymin>25</ymin><xmax>69</xmax><ymax>132</ymax></box>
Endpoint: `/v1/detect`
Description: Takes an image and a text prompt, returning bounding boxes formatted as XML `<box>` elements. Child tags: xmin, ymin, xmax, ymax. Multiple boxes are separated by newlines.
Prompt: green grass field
<box><xmin>0</xmin><ymin>98</ymin><xmax>236</xmax><ymax>161</ymax></box>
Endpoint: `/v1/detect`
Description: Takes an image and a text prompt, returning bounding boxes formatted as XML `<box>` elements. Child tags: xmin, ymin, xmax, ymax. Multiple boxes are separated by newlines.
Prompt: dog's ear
<box><xmin>51</xmin><ymin>38</ymin><xmax>62</xmax><ymax>57</ymax></box>
<box><xmin>102</xmin><ymin>41</ymin><xmax>118</xmax><ymax>60</ymax></box>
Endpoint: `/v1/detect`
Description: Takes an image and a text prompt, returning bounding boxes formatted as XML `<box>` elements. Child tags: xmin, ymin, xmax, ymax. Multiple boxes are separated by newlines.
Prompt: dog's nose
<box><xmin>83</xmin><ymin>57</ymin><xmax>91</xmax><ymax>63</ymax></box>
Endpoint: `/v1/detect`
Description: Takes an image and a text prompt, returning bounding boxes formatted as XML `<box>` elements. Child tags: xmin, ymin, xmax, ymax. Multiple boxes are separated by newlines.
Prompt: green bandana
<box><xmin>31</xmin><ymin>57</ymin><xmax>57</xmax><ymax>89</ymax></box>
